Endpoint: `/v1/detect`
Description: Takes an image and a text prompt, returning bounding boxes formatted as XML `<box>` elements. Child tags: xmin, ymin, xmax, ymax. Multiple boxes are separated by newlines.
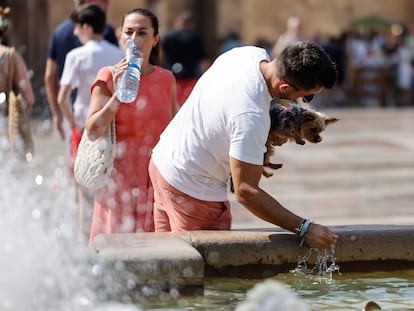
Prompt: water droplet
<box><xmin>25</xmin><ymin>152</ymin><xmax>33</xmax><ymax>162</ymax></box>
<box><xmin>172</xmin><ymin>63</ymin><xmax>183</xmax><ymax>74</ymax></box>
<box><xmin>35</xmin><ymin>175</ymin><xmax>43</xmax><ymax>185</ymax></box>
<box><xmin>92</xmin><ymin>264</ymin><xmax>103</xmax><ymax>276</ymax></box>
<box><xmin>137</xmin><ymin>98</ymin><xmax>146</xmax><ymax>109</ymax></box>
<box><xmin>32</xmin><ymin>208</ymin><xmax>41</xmax><ymax>219</ymax></box>
<box><xmin>0</xmin><ymin>92</ymin><xmax>6</xmax><ymax>104</ymax></box>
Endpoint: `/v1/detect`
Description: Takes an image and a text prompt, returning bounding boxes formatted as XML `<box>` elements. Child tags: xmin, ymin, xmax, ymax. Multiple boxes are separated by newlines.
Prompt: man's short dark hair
<box><xmin>70</xmin><ymin>3</ymin><xmax>106</xmax><ymax>34</ymax></box>
<box><xmin>276</xmin><ymin>40</ymin><xmax>338</xmax><ymax>90</ymax></box>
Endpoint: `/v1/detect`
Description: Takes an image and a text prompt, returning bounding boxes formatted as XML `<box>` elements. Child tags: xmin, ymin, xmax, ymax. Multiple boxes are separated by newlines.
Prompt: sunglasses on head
<box><xmin>302</xmin><ymin>94</ymin><xmax>314</xmax><ymax>103</ymax></box>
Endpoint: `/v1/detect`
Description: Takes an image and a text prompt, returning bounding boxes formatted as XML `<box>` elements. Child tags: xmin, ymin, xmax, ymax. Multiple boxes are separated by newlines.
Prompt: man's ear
<box><xmin>279</xmin><ymin>82</ymin><xmax>291</xmax><ymax>92</ymax></box>
<box><xmin>82</xmin><ymin>23</ymin><xmax>91</xmax><ymax>31</ymax></box>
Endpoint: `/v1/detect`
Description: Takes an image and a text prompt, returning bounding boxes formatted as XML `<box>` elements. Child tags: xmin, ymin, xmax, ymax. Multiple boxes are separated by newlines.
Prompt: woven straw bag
<box><xmin>7</xmin><ymin>47</ymin><xmax>34</xmax><ymax>159</ymax></box>
<box><xmin>74</xmin><ymin>120</ymin><xmax>116</xmax><ymax>190</ymax></box>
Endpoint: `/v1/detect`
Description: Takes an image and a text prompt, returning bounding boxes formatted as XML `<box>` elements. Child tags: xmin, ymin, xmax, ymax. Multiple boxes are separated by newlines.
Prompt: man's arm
<box><xmin>57</xmin><ymin>84</ymin><xmax>74</xmax><ymax>128</ymax></box>
<box><xmin>44</xmin><ymin>58</ymin><xmax>65</xmax><ymax>140</ymax></box>
<box><xmin>229</xmin><ymin>156</ymin><xmax>338</xmax><ymax>248</ymax></box>
<box><xmin>14</xmin><ymin>51</ymin><xmax>35</xmax><ymax>107</ymax></box>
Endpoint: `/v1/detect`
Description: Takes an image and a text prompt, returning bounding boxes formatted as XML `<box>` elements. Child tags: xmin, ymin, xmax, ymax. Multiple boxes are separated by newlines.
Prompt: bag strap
<box><xmin>7</xmin><ymin>47</ymin><xmax>16</xmax><ymax>92</ymax></box>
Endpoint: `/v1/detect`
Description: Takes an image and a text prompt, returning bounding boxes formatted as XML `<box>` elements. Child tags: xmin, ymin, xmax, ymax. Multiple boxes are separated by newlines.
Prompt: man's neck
<box><xmin>260</xmin><ymin>60</ymin><xmax>280</xmax><ymax>98</ymax></box>
<box><xmin>86</xmin><ymin>34</ymin><xmax>104</xmax><ymax>43</ymax></box>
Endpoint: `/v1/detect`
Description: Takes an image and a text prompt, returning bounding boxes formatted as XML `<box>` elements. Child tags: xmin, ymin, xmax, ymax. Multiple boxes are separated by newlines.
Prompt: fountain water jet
<box><xmin>0</xmin><ymin>149</ymin><xmax>141</xmax><ymax>310</ymax></box>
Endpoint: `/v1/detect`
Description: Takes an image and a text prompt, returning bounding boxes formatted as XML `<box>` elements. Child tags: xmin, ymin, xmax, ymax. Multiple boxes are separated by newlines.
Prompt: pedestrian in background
<box><xmin>0</xmin><ymin>6</ymin><xmax>35</xmax><ymax>157</ymax></box>
<box><xmin>44</xmin><ymin>0</ymin><xmax>117</xmax><ymax>142</ymax></box>
<box><xmin>57</xmin><ymin>3</ymin><xmax>123</xmax><ymax>242</ymax></box>
<box><xmin>161</xmin><ymin>11</ymin><xmax>207</xmax><ymax>107</ymax></box>
<box><xmin>271</xmin><ymin>16</ymin><xmax>305</xmax><ymax>59</ymax></box>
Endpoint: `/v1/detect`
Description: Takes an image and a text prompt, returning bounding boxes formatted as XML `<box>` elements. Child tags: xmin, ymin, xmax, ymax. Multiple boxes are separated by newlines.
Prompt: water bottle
<box><xmin>116</xmin><ymin>39</ymin><xmax>143</xmax><ymax>103</ymax></box>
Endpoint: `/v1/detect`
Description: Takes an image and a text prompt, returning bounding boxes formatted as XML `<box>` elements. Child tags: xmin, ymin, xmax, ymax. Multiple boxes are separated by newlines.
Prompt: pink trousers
<box><xmin>148</xmin><ymin>159</ymin><xmax>232</xmax><ymax>231</ymax></box>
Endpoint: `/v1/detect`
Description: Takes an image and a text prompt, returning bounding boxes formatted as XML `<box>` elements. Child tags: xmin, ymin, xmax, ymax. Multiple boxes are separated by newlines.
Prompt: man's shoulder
<box><xmin>53</xmin><ymin>19</ymin><xmax>74</xmax><ymax>36</ymax></box>
<box><xmin>162</xmin><ymin>29</ymin><xmax>182</xmax><ymax>41</ymax></box>
<box><xmin>68</xmin><ymin>41</ymin><xmax>121</xmax><ymax>58</ymax></box>
<box><xmin>49</xmin><ymin>19</ymin><xmax>79</xmax><ymax>50</ymax></box>
<box><xmin>64</xmin><ymin>46</ymin><xmax>84</xmax><ymax>64</ymax></box>
<box><xmin>222</xmin><ymin>46</ymin><xmax>267</xmax><ymax>59</ymax></box>
<box><xmin>100</xmin><ymin>40</ymin><xmax>121</xmax><ymax>51</ymax></box>
<box><xmin>98</xmin><ymin>41</ymin><xmax>123</xmax><ymax>59</ymax></box>
<box><xmin>103</xmin><ymin>24</ymin><xmax>119</xmax><ymax>46</ymax></box>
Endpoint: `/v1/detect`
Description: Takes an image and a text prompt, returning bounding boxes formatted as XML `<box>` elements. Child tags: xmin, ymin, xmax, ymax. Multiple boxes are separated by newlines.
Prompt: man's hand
<box><xmin>53</xmin><ymin>115</ymin><xmax>65</xmax><ymax>141</ymax></box>
<box><xmin>303</xmin><ymin>223</ymin><xmax>338</xmax><ymax>248</ymax></box>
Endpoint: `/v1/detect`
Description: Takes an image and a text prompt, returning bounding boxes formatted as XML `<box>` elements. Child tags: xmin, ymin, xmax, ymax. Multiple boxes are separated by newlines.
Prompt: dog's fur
<box><xmin>263</xmin><ymin>101</ymin><xmax>339</xmax><ymax>177</ymax></box>
<box><xmin>229</xmin><ymin>102</ymin><xmax>338</xmax><ymax>193</ymax></box>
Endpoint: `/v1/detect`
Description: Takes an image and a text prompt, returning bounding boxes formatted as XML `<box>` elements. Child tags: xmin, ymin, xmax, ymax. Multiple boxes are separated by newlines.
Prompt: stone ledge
<box><xmin>91</xmin><ymin>225</ymin><xmax>414</xmax><ymax>288</ymax></box>
<box><xmin>92</xmin><ymin>232</ymin><xmax>204</xmax><ymax>293</ymax></box>
<box><xmin>185</xmin><ymin>225</ymin><xmax>414</xmax><ymax>277</ymax></box>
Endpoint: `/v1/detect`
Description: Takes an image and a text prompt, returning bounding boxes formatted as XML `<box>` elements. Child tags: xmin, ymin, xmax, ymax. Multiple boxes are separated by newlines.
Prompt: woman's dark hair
<box><xmin>276</xmin><ymin>40</ymin><xmax>338</xmax><ymax>90</ymax></box>
<box><xmin>121</xmin><ymin>8</ymin><xmax>160</xmax><ymax>66</ymax></box>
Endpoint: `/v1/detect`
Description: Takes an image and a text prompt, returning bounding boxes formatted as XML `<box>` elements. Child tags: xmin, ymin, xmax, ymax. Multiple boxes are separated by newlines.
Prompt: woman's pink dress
<box><xmin>89</xmin><ymin>66</ymin><xmax>174</xmax><ymax>243</ymax></box>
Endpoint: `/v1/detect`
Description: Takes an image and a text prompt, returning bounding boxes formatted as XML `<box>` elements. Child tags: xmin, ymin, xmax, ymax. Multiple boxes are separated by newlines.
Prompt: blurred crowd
<box><xmin>220</xmin><ymin>16</ymin><xmax>414</xmax><ymax>108</ymax></box>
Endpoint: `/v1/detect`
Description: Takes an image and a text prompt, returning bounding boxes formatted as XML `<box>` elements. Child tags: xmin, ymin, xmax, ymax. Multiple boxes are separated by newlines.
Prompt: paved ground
<box><xmin>33</xmin><ymin>107</ymin><xmax>414</xmax><ymax>230</ymax></box>
<box><xmin>230</xmin><ymin>107</ymin><xmax>414</xmax><ymax>229</ymax></box>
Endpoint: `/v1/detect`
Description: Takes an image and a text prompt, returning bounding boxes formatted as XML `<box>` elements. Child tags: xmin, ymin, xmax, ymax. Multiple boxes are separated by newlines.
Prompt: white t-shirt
<box><xmin>60</xmin><ymin>40</ymin><xmax>123</xmax><ymax>128</ymax></box>
<box><xmin>152</xmin><ymin>46</ymin><xmax>271</xmax><ymax>201</ymax></box>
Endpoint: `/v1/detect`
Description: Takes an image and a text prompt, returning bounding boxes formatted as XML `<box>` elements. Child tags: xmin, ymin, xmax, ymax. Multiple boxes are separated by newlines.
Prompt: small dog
<box><xmin>229</xmin><ymin>102</ymin><xmax>338</xmax><ymax>192</ymax></box>
<box><xmin>263</xmin><ymin>101</ymin><xmax>339</xmax><ymax>177</ymax></box>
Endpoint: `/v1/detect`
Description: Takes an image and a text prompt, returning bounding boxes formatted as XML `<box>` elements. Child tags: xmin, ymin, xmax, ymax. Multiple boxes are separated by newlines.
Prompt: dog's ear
<box><xmin>301</xmin><ymin>111</ymin><xmax>316</xmax><ymax>122</ymax></box>
<box><xmin>325</xmin><ymin>117</ymin><xmax>339</xmax><ymax>126</ymax></box>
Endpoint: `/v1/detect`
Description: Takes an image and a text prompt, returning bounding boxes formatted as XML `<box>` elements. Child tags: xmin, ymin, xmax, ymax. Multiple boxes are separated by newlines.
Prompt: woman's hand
<box><xmin>111</xmin><ymin>58</ymin><xmax>128</xmax><ymax>89</ymax></box>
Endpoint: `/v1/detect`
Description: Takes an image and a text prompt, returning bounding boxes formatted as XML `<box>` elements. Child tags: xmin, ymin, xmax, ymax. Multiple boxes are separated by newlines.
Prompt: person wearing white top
<box><xmin>150</xmin><ymin>41</ymin><xmax>339</xmax><ymax>249</ymax></box>
<box><xmin>58</xmin><ymin>3</ymin><xmax>122</xmax><ymax>242</ymax></box>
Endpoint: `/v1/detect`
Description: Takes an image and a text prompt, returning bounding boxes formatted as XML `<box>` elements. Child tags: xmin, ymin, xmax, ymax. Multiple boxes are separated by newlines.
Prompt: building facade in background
<box><xmin>3</xmin><ymin>0</ymin><xmax>414</xmax><ymax>114</ymax></box>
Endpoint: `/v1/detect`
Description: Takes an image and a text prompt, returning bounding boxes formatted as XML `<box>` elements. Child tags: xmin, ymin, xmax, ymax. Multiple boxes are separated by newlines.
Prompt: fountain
<box><xmin>2</xmin><ymin>108</ymin><xmax>414</xmax><ymax>310</ymax></box>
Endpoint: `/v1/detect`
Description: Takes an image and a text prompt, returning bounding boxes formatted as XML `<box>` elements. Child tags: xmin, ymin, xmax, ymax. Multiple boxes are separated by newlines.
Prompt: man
<box><xmin>44</xmin><ymin>0</ymin><xmax>117</xmax><ymax>140</ymax></box>
<box><xmin>149</xmin><ymin>41</ymin><xmax>339</xmax><ymax>248</ymax></box>
<box><xmin>57</xmin><ymin>3</ymin><xmax>122</xmax><ymax>241</ymax></box>
<box><xmin>161</xmin><ymin>11</ymin><xmax>207</xmax><ymax>107</ymax></box>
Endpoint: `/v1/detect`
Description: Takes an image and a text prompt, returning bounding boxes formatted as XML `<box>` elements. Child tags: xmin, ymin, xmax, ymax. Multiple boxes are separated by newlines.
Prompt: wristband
<box><xmin>298</xmin><ymin>219</ymin><xmax>314</xmax><ymax>246</ymax></box>
<box><xmin>300</xmin><ymin>219</ymin><xmax>313</xmax><ymax>237</ymax></box>
<box><xmin>294</xmin><ymin>218</ymin><xmax>306</xmax><ymax>235</ymax></box>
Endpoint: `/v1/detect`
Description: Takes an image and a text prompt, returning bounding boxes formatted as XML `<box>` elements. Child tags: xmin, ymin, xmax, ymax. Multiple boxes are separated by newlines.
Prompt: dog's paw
<box><xmin>267</xmin><ymin>163</ymin><xmax>283</xmax><ymax>170</ymax></box>
<box><xmin>262</xmin><ymin>169</ymin><xmax>274</xmax><ymax>178</ymax></box>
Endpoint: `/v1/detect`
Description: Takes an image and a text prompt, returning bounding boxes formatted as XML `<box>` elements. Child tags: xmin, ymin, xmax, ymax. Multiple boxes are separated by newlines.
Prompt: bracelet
<box><xmin>300</xmin><ymin>219</ymin><xmax>313</xmax><ymax>237</ymax></box>
<box><xmin>294</xmin><ymin>218</ymin><xmax>306</xmax><ymax>235</ymax></box>
<box><xmin>295</xmin><ymin>218</ymin><xmax>314</xmax><ymax>246</ymax></box>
